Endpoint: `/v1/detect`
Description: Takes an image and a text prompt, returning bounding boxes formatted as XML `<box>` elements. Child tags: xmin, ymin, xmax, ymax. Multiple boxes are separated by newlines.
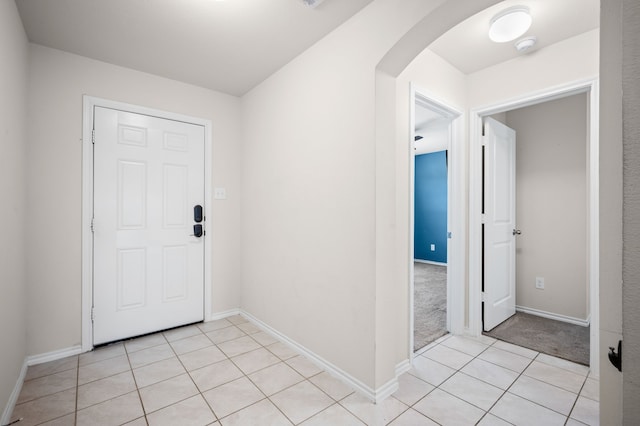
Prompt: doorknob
<box><xmin>512</xmin><ymin>229</ymin><xmax>522</xmax><ymax>236</ymax></box>
<box><xmin>192</xmin><ymin>224</ymin><xmax>203</xmax><ymax>238</ymax></box>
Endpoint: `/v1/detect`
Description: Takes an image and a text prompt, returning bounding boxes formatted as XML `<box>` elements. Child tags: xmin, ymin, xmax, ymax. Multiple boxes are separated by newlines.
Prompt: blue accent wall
<box><xmin>415</xmin><ymin>151</ymin><xmax>448</xmax><ymax>263</ymax></box>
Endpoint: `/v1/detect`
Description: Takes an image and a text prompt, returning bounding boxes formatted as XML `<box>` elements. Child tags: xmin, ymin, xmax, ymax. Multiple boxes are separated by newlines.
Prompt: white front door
<box><xmin>93</xmin><ymin>106</ymin><xmax>205</xmax><ymax>345</ymax></box>
<box><xmin>483</xmin><ymin>117</ymin><xmax>517</xmax><ymax>331</ymax></box>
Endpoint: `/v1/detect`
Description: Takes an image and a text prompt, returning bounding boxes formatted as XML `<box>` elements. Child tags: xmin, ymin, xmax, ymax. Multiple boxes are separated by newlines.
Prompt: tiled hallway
<box><xmin>10</xmin><ymin>315</ymin><xmax>599</xmax><ymax>425</ymax></box>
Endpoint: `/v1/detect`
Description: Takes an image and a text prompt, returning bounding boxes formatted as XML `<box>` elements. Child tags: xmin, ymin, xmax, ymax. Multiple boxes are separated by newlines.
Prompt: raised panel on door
<box><xmin>163</xmin><ymin>245</ymin><xmax>188</xmax><ymax>302</ymax></box>
<box><xmin>93</xmin><ymin>106</ymin><xmax>205</xmax><ymax>345</ymax></box>
<box><xmin>117</xmin><ymin>248</ymin><xmax>147</xmax><ymax>310</ymax></box>
<box><xmin>163</xmin><ymin>164</ymin><xmax>188</xmax><ymax>228</ymax></box>
<box><xmin>118</xmin><ymin>160</ymin><xmax>147</xmax><ymax>229</ymax></box>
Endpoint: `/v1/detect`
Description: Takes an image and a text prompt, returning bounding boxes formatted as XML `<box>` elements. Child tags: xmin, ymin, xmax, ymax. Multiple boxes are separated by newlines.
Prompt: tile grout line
<box><xmin>206</xmin><ymin>316</ymin><xmax>296</xmax><ymax>423</ymax></box>
<box><xmin>401</xmin><ymin>338</ymin><xmax>473</xmax><ymax>425</ymax></box>
<box><xmin>166</xmin><ymin>319</ymin><xmax>317</xmax><ymax>425</ymax></box>
<box><xmin>211</xmin><ymin>317</ymin><xmax>362</xmax><ymax>425</ymax></box>
<box><xmin>486</xmin><ymin>340</ymin><xmax>582</xmax><ymax>422</ymax></box>
<box><xmin>565</xmin><ymin>373</ymin><xmax>591</xmax><ymax>424</ymax></box>
<box><xmin>430</xmin><ymin>362</ymin><xmax>500</xmax><ymax>423</ymax></box>
<box><xmin>475</xmin><ymin>340</ymin><xmax>592</xmax><ymax>424</ymax></box>
<box><xmin>473</xmin><ymin>339</ymin><xmax>534</xmax><ymax>425</ymax></box>
<box><xmin>250</xmin><ymin>336</ymin><xmax>342</xmax><ymax>425</ymax></box>
<box><xmin>411</xmin><ymin>336</ymin><xmax>583</xmax><ymax>425</ymax></box>
<box><xmin>428</xmin><ymin>335</ymin><xmax>591</xmax><ymax>417</ymax></box>
<box><xmin>162</xmin><ymin>325</ymin><xmax>220</xmax><ymax>423</ymax></box>
<box><xmin>409</xmin><ymin>338</ymin><xmax>483</xmax><ymax>425</ymax></box>
<box><xmin>220</xmin><ymin>328</ymin><xmax>294</xmax><ymax>425</ymax></box>
<box><xmin>16</xmin><ymin>319</ymin><xmax>596</xmax><ymax>426</ymax></box>
<box><xmin>125</xmin><ymin>333</ymin><xmax>164</xmax><ymax>425</ymax></box>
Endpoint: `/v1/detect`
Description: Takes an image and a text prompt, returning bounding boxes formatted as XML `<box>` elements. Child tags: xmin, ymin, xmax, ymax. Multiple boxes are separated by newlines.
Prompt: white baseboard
<box><xmin>239</xmin><ymin>310</ymin><xmax>407</xmax><ymax>404</ymax></box>
<box><xmin>8</xmin><ymin>309</ymin><xmax>408</xmax><ymax>421</ymax></box>
<box><xmin>1</xmin><ymin>358</ymin><xmax>28</xmax><ymax>426</ymax></box>
<box><xmin>395</xmin><ymin>359</ymin><xmax>411</xmax><ymax>376</ymax></box>
<box><xmin>208</xmin><ymin>308</ymin><xmax>241</xmax><ymax>322</ymax></box>
<box><xmin>27</xmin><ymin>345</ymin><xmax>82</xmax><ymax>366</ymax></box>
<box><xmin>516</xmin><ymin>305</ymin><xmax>590</xmax><ymax>327</ymax></box>
<box><xmin>414</xmin><ymin>259</ymin><xmax>447</xmax><ymax>266</ymax></box>
<box><xmin>2</xmin><ymin>345</ymin><xmax>83</xmax><ymax>423</ymax></box>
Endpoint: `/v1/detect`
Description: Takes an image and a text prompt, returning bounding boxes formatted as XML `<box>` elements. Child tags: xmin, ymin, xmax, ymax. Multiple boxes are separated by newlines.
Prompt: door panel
<box><xmin>483</xmin><ymin>117</ymin><xmax>517</xmax><ymax>331</ymax></box>
<box><xmin>93</xmin><ymin>107</ymin><xmax>205</xmax><ymax>345</ymax></box>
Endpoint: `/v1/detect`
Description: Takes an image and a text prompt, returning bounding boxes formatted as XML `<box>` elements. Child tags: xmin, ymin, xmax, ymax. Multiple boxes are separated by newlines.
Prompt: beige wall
<box><xmin>26</xmin><ymin>45</ymin><xmax>243</xmax><ymax>355</ymax></box>
<box><xmin>468</xmin><ymin>30</ymin><xmax>600</xmax><ymax>107</ymax></box>
<box><xmin>240</xmin><ymin>0</ymin><xmax>601</xmax><ymax>392</ymax></box>
<box><xmin>0</xmin><ymin>0</ymin><xmax>29</xmax><ymax>417</ymax></box>
<box><xmin>240</xmin><ymin>0</ymin><xmax>453</xmax><ymax>390</ymax></box>
<box><xmin>599</xmin><ymin>0</ymin><xmax>624</xmax><ymax>422</ymax></box>
<box><xmin>621</xmin><ymin>0</ymin><xmax>640</xmax><ymax>421</ymax></box>
<box><xmin>506</xmin><ymin>94</ymin><xmax>588</xmax><ymax>320</ymax></box>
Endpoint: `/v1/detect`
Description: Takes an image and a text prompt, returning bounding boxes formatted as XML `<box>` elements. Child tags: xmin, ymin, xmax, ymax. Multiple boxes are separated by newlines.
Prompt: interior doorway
<box><xmin>469</xmin><ymin>80</ymin><xmax>599</xmax><ymax>373</ymax></box>
<box><xmin>410</xmin><ymin>88</ymin><xmax>462</xmax><ymax>353</ymax></box>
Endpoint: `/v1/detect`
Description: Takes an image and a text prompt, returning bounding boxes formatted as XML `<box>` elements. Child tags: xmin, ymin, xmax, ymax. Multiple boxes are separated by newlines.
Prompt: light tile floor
<box><xmin>10</xmin><ymin>315</ymin><xmax>599</xmax><ymax>425</ymax></box>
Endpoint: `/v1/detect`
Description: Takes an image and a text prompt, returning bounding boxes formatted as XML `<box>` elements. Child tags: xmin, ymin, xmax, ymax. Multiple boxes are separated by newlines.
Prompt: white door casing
<box><xmin>483</xmin><ymin>117</ymin><xmax>517</xmax><ymax>332</ymax></box>
<box><xmin>468</xmin><ymin>80</ymin><xmax>599</xmax><ymax>375</ymax></box>
<box><xmin>409</xmin><ymin>85</ymin><xmax>465</xmax><ymax>358</ymax></box>
<box><xmin>92</xmin><ymin>106</ymin><xmax>205</xmax><ymax>345</ymax></box>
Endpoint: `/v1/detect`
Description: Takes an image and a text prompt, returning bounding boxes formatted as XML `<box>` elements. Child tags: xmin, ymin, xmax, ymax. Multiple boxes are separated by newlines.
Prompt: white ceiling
<box><xmin>429</xmin><ymin>0</ymin><xmax>600</xmax><ymax>75</ymax></box>
<box><xmin>15</xmin><ymin>0</ymin><xmax>373</xmax><ymax>96</ymax></box>
<box><xmin>15</xmin><ymin>0</ymin><xmax>599</xmax><ymax>97</ymax></box>
<box><xmin>416</xmin><ymin>0</ymin><xmax>599</xmax><ymax>139</ymax></box>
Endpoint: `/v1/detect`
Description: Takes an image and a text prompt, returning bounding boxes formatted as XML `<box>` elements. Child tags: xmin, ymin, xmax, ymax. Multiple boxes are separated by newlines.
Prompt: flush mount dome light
<box><xmin>489</xmin><ymin>6</ymin><xmax>532</xmax><ymax>43</ymax></box>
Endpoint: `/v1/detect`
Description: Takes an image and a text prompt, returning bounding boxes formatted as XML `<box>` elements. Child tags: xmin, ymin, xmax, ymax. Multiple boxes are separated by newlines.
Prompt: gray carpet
<box><xmin>484</xmin><ymin>312</ymin><xmax>590</xmax><ymax>365</ymax></box>
<box><xmin>414</xmin><ymin>262</ymin><xmax>447</xmax><ymax>351</ymax></box>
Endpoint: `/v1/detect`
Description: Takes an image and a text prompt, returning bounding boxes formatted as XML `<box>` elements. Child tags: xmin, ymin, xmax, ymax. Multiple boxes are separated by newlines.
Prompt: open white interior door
<box><xmin>93</xmin><ymin>106</ymin><xmax>205</xmax><ymax>345</ymax></box>
<box><xmin>483</xmin><ymin>117</ymin><xmax>517</xmax><ymax>332</ymax></box>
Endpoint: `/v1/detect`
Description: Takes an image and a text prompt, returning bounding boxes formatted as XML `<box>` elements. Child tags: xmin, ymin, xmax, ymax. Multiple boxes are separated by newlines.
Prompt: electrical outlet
<box><xmin>430</xmin><ymin>244</ymin><xmax>436</xmax><ymax>251</ymax></box>
<box><xmin>535</xmin><ymin>277</ymin><xmax>545</xmax><ymax>289</ymax></box>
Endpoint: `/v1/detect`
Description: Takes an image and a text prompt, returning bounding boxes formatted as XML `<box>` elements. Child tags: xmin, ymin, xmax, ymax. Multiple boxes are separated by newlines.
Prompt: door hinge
<box><xmin>447</xmin><ymin>232</ymin><xmax>452</xmax><ymax>239</ymax></box>
<box><xmin>91</xmin><ymin>307</ymin><xmax>95</xmax><ymax>322</ymax></box>
<box><xmin>481</xmin><ymin>292</ymin><xmax>486</xmax><ymax>302</ymax></box>
<box><xmin>481</xmin><ymin>214</ymin><xmax>486</xmax><ymax>224</ymax></box>
<box><xmin>90</xmin><ymin>217</ymin><xmax>95</xmax><ymax>233</ymax></box>
<box><xmin>91</xmin><ymin>129</ymin><xmax>96</xmax><ymax>145</ymax></box>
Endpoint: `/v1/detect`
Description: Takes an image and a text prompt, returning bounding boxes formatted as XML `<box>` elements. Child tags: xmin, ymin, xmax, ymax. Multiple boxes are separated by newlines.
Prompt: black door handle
<box><xmin>192</xmin><ymin>224</ymin><xmax>203</xmax><ymax>238</ymax></box>
<box><xmin>194</xmin><ymin>205</ymin><xmax>203</xmax><ymax>223</ymax></box>
<box><xmin>609</xmin><ymin>340</ymin><xmax>622</xmax><ymax>372</ymax></box>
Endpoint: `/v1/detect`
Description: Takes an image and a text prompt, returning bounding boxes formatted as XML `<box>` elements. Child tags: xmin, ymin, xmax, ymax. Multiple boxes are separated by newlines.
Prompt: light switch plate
<box><xmin>214</xmin><ymin>188</ymin><xmax>226</xmax><ymax>200</ymax></box>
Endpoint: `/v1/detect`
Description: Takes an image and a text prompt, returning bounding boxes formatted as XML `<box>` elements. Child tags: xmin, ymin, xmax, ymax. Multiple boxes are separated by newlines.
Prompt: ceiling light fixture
<box><xmin>489</xmin><ymin>6</ymin><xmax>532</xmax><ymax>43</ymax></box>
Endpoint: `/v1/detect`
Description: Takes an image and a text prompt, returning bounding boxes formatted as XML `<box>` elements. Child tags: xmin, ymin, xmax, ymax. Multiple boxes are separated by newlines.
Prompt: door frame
<box><xmin>468</xmin><ymin>78</ymin><xmax>600</xmax><ymax>376</ymax></box>
<box><xmin>81</xmin><ymin>96</ymin><xmax>213</xmax><ymax>352</ymax></box>
<box><xmin>409</xmin><ymin>84</ymin><xmax>464</xmax><ymax>357</ymax></box>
